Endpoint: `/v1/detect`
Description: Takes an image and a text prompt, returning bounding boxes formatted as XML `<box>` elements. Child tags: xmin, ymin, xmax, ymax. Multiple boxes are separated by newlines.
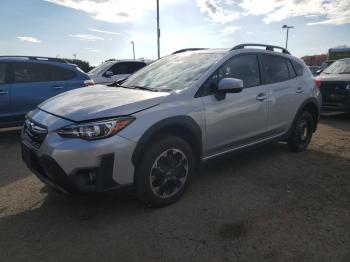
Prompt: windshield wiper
<box><xmin>128</xmin><ymin>85</ymin><xmax>159</xmax><ymax>92</ymax></box>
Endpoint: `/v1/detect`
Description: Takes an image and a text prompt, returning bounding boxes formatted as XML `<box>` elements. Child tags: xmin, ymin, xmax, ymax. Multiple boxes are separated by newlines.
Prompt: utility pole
<box><xmin>130</xmin><ymin>41</ymin><xmax>135</xmax><ymax>60</ymax></box>
<box><xmin>282</xmin><ymin>25</ymin><xmax>294</xmax><ymax>50</ymax></box>
<box><xmin>157</xmin><ymin>0</ymin><xmax>160</xmax><ymax>59</ymax></box>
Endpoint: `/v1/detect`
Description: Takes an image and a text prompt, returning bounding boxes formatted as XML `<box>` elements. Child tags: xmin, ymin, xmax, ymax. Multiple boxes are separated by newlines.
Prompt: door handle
<box><xmin>296</xmin><ymin>87</ymin><xmax>304</xmax><ymax>94</ymax></box>
<box><xmin>52</xmin><ymin>86</ymin><xmax>64</xmax><ymax>90</ymax></box>
<box><xmin>0</xmin><ymin>91</ymin><xmax>9</xmax><ymax>95</ymax></box>
<box><xmin>256</xmin><ymin>93</ymin><xmax>267</xmax><ymax>101</ymax></box>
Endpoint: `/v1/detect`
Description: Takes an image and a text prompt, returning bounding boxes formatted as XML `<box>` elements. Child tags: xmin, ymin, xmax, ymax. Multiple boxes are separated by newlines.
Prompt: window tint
<box><xmin>261</xmin><ymin>54</ymin><xmax>290</xmax><ymax>84</ymax></box>
<box><xmin>0</xmin><ymin>63</ymin><xmax>7</xmax><ymax>84</ymax></box>
<box><xmin>57</xmin><ymin>67</ymin><xmax>75</xmax><ymax>80</ymax></box>
<box><xmin>109</xmin><ymin>62</ymin><xmax>129</xmax><ymax>75</ymax></box>
<box><xmin>287</xmin><ymin>59</ymin><xmax>297</xmax><ymax>78</ymax></box>
<box><xmin>199</xmin><ymin>54</ymin><xmax>260</xmax><ymax>96</ymax></box>
<box><xmin>109</xmin><ymin>62</ymin><xmax>146</xmax><ymax>75</ymax></box>
<box><xmin>13</xmin><ymin>62</ymin><xmax>75</xmax><ymax>83</ymax></box>
<box><xmin>128</xmin><ymin>62</ymin><xmax>146</xmax><ymax>73</ymax></box>
<box><xmin>291</xmin><ymin>60</ymin><xmax>304</xmax><ymax>76</ymax></box>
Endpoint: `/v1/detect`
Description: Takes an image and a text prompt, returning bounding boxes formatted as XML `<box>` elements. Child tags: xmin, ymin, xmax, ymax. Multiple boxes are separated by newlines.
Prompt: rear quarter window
<box><xmin>286</xmin><ymin>59</ymin><xmax>297</xmax><ymax>78</ymax></box>
<box><xmin>291</xmin><ymin>60</ymin><xmax>304</xmax><ymax>76</ymax></box>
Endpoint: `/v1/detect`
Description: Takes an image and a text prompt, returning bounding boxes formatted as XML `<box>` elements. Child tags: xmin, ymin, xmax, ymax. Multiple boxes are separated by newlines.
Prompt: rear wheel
<box><xmin>135</xmin><ymin>135</ymin><xmax>195</xmax><ymax>207</ymax></box>
<box><xmin>288</xmin><ymin>111</ymin><xmax>314</xmax><ymax>152</ymax></box>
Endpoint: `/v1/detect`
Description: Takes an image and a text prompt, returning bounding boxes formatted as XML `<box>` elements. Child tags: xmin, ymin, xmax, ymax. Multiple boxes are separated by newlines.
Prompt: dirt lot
<box><xmin>0</xmin><ymin>114</ymin><xmax>349</xmax><ymax>262</ymax></box>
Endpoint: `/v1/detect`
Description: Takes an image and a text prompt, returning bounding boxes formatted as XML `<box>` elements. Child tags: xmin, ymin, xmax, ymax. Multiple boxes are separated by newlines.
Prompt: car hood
<box><xmin>318</xmin><ymin>73</ymin><xmax>350</xmax><ymax>82</ymax></box>
<box><xmin>38</xmin><ymin>85</ymin><xmax>169</xmax><ymax>122</ymax></box>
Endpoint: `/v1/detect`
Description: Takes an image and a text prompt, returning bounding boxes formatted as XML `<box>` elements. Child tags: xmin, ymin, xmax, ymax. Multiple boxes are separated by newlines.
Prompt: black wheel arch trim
<box><xmin>131</xmin><ymin>116</ymin><xmax>203</xmax><ymax>166</ymax></box>
<box><xmin>289</xmin><ymin>97</ymin><xmax>320</xmax><ymax>135</ymax></box>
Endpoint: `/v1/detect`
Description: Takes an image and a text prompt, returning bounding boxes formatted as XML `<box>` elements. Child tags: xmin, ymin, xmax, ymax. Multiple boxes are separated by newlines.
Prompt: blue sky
<box><xmin>0</xmin><ymin>0</ymin><xmax>349</xmax><ymax>66</ymax></box>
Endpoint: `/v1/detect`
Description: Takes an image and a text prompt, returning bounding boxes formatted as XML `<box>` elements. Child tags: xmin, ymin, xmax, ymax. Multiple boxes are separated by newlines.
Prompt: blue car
<box><xmin>0</xmin><ymin>56</ymin><xmax>93</xmax><ymax>128</ymax></box>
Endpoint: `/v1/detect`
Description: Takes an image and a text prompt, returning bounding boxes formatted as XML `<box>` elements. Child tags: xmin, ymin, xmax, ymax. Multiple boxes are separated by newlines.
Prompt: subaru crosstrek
<box><xmin>0</xmin><ymin>56</ymin><xmax>93</xmax><ymax>128</ymax></box>
<box><xmin>21</xmin><ymin>44</ymin><xmax>322</xmax><ymax>207</ymax></box>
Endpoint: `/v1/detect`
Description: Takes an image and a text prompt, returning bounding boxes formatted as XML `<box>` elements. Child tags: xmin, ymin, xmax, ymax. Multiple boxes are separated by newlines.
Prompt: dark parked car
<box><xmin>0</xmin><ymin>56</ymin><xmax>93</xmax><ymax>128</ymax></box>
<box><xmin>316</xmin><ymin>58</ymin><xmax>350</xmax><ymax>112</ymax></box>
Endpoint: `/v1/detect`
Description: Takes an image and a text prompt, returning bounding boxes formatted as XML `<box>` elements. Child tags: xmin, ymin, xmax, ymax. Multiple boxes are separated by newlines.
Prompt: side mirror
<box><xmin>114</xmin><ymin>78</ymin><xmax>127</xmax><ymax>86</ymax></box>
<box><xmin>215</xmin><ymin>78</ymin><xmax>243</xmax><ymax>100</ymax></box>
<box><xmin>105</xmin><ymin>71</ymin><xmax>114</xmax><ymax>77</ymax></box>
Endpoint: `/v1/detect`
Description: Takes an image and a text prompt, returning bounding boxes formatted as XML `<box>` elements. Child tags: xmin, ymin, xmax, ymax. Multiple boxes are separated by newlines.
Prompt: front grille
<box><xmin>320</xmin><ymin>81</ymin><xmax>349</xmax><ymax>96</ymax></box>
<box><xmin>320</xmin><ymin>81</ymin><xmax>350</xmax><ymax>103</ymax></box>
<box><xmin>23</xmin><ymin>119</ymin><xmax>48</xmax><ymax>149</ymax></box>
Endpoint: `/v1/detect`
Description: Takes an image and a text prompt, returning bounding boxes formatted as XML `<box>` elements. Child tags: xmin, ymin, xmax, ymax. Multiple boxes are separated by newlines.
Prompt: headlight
<box><xmin>57</xmin><ymin>117</ymin><xmax>135</xmax><ymax>140</ymax></box>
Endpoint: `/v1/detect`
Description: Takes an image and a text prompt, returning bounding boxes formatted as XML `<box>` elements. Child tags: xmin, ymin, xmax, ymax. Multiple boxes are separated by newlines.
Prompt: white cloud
<box><xmin>17</xmin><ymin>36</ymin><xmax>41</xmax><ymax>43</ymax></box>
<box><xmin>238</xmin><ymin>0</ymin><xmax>350</xmax><ymax>25</ymax></box>
<box><xmin>196</xmin><ymin>0</ymin><xmax>240</xmax><ymax>24</ymax></box>
<box><xmin>221</xmin><ymin>25</ymin><xmax>242</xmax><ymax>34</ymax></box>
<box><xmin>45</xmin><ymin>0</ymin><xmax>182</xmax><ymax>23</ymax></box>
<box><xmin>246</xmin><ymin>31</ymin><xmax>254</xmax><ymax>35</ymax></box>
<box><xmin>89</xmin><ymin>28</ymin><xmax>120</xmax><ymax>35</ymax></box>
<box><xmin>69</xmin><ymin>34</ymin><xmax>104</xmax><ymax>41</ymax></box>
<box><xmin>84</xmin><ymin>47</ymin><xmax>101</xmax><ymax>52</ymax></box>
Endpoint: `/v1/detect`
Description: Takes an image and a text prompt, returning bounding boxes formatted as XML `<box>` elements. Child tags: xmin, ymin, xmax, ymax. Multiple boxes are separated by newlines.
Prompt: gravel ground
<box><xmin>0</xmin><ymin>113</ymin><xmax>349</xmax><ymax>262</ymax></box>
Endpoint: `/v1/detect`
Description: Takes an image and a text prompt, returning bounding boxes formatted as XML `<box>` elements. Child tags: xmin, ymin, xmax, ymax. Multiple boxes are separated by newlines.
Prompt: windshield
<box><xmin>88</xmin><ymin>61</ymin><xmax>114</xmax><ymax>74</ymax></box>
<box><xmin>122</xmin><ymin>52</ymin><xmax>224</xmax><ymax>91</ymax></box>
<box><xmin>322</xmin><ymin>59</ymin><xmax>350</xmax><ymax>74</ymax></box>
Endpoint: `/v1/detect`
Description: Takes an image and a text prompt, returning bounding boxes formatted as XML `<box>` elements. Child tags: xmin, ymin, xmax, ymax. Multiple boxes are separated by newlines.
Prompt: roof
<box><xmin>0</xmin><ymin>56</ymin><xmax>67</xmax><ymax>63</ymax></box>
<box><xmin>172</xmin><ymin>43</ymin><xmax>291</xmax><ymax>56</ymax></box>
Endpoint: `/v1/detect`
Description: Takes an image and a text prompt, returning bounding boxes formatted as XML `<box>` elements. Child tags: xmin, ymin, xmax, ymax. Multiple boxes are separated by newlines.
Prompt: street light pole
<box><xmin>156</xmin><ymin>0</ymin><xmax>160</xmax><ymax>59</ymax></box>
<box><xmin>130</xmin><ymin>41</ymin><xmax>135</xmax><ymax>60</ymax></box>
<box><xmin>282</xmin><ymin>25</ymin><xmax>294</xmax><ymax>50</ymax></box>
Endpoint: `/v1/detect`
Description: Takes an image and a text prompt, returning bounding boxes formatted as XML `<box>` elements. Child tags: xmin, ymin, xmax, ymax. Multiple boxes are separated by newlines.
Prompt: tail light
<box><xmin>314</xmin><ymin>78</ymin><xmax>321</xmax><ymax>89</ymax></box>
<box><xmin>84</xmin><ymin>79</ymin><xmax>95</xmax><ymax>87</ymax></box>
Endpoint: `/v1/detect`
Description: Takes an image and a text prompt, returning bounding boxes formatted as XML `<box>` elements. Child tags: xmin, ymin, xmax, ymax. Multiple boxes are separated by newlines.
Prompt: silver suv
<box><xmin>21</xmin><ymin>44</ymin><xmax>322</xmax><ymax>207</ymax></box>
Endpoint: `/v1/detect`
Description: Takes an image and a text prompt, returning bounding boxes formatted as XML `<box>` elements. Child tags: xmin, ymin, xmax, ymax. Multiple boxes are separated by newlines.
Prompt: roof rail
<box><xmin>172</xmin><ymin>48</ymin><xmax>208</xmax><ymax>54</ymax></box>
<box><xmin>0</xmin><ymin>56</ymin><xmax>68</xmax><ymax>63</ymax></box>
<box><xmin>231</xmin><ymin>44</ymin><xmax>291</xmax><ymax>55</ymax></box>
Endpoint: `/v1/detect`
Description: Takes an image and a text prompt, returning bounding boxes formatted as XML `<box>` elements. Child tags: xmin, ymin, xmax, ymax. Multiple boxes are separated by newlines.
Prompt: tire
<box><xmin>288</xmin><ymin>111</ymin><xmax>314</xmax><ymax>152</ymax></box>
<box><xmin>134</xmin><ymin>135</ymin><xmax>195</xmax><ymax>207</ymax></box>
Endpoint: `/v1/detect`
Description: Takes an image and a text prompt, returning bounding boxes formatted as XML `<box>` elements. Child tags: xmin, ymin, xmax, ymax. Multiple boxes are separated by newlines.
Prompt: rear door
<box><xmin>199</xmin><ymin>54</ymin><xmax>269</xmax><ymax>157</ymax></box>
<box><xmin>10</xmin><ymin>62</ymin><xmax>67</xmax><ymax>117</ymax></box>
<box><xmin>260</xmin><ymin>54</ymin><xmax>300</xmax><ymax>135</ymax></box>
<box><xmin>0</xmin><ymin>63</ymin><xmax>11</xmax><ymax>120</ymax></box>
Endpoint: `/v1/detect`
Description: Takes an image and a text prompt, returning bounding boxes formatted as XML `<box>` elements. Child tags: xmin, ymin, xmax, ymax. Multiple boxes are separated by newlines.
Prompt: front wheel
<box><xmin>134</xmin><ymin>135</ymin><xmax>195</xmax><ymax>207</ymax></box>
<box><xmin>288</xmin><ymin>111</ymin><xmax>314</xmax><ymax>152</ymax></box>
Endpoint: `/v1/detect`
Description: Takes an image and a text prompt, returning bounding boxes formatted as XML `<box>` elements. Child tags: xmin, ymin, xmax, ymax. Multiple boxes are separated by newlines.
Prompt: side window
<box><xmin>198</xmin><ymin>54</ymin><xmax>260</xmax><ymax>97</ymax></box>
<box><xmin>12</xmin><ymin>63</ymin><xmax>75</xmax><ymax>83</ymax></box>
<box><xmin>127</xmin><ymin>62</ymin><xmax>146</xmax><ymax>74</ymax></box>
<box><xmin>13</xmin><ymin>62</ymin><xmax>51</xmax><ymax>83</ymax></box>
<box><xmin>291</xmin><ymin>60</ymin><xmax>304</xmax><ymax>76</ymax></box>
<box><xmin>109</xmin><ymin>62</ymin><xmax>128</xmax><ymax>75</ymax></box>
<box><xmin>0</xmin><ymin>63</ymin><xmax>7</xmax><ymax>84</ymax></box>
<box><xmin>287</xmin><ymin>59</ymin><xmax>297</xmax><ymax>78</ymax></box>
<box><xmin>48</xmin><ymin>66</ymin><xmax>75</xmax><ymax>81</ymax></box>
<box><xmin>261</xmin><ymin>54</ymin><xmax>290</xmax><ymax>84</ymax></box>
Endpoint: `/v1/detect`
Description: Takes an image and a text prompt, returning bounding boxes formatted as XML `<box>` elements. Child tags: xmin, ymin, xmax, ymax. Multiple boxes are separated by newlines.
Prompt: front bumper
<box><xmin>22</xmin><ymin>143</ymin><xmax>119</xmax><ymax>193</ymax></box>
<box><xmin>321</xmin><ymin>101</ymin><xmax>350</xmax><ymax>112</ymax></box>
<box><xmin>21</xmin><ymin>110</ymin><xmax>136</xmax><ymax>193</ymax></box>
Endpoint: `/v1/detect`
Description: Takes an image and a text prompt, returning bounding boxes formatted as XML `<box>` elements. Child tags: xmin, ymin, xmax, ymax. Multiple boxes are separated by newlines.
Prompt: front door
<box><xmin>0</xmin><ymin>63</ymin><xmax>11</xmax><ymax>121</ymax></box>
<box><xmin>198</xmin><ymin>54</ymin><xmax>268</xmax><ymax>157</ymax></box>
